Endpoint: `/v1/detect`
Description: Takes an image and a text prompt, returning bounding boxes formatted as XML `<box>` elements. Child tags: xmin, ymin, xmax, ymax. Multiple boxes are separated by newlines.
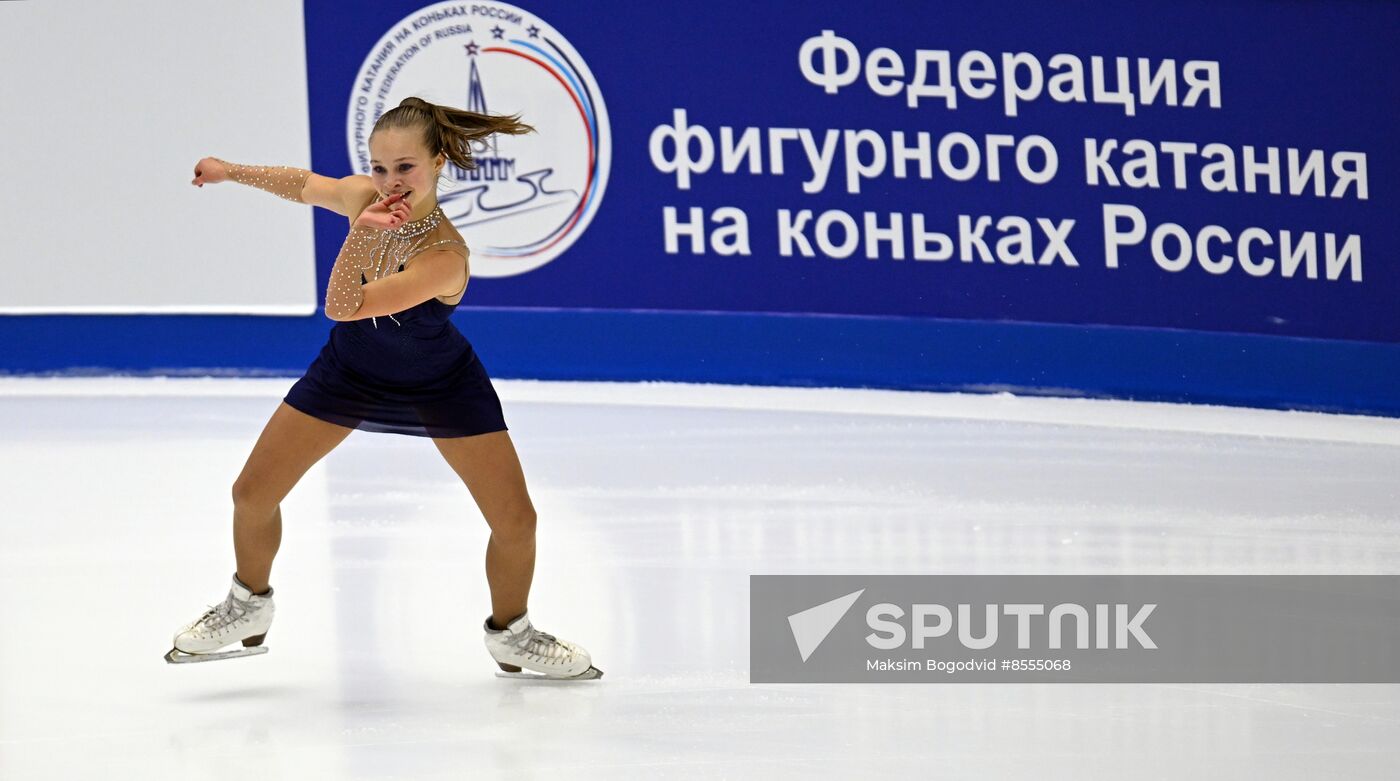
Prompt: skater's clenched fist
<box><xmin>191</xmin><ymin>157</ymin><xmax>228</xmax><ymax>187</ymax></box>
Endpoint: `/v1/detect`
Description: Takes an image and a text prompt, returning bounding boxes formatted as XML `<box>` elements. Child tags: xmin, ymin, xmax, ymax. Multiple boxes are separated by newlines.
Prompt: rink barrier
<box><xmin>2</xmin><ymin>308</ymin><xmax>1397</xmax><ymax>418</ymax></box>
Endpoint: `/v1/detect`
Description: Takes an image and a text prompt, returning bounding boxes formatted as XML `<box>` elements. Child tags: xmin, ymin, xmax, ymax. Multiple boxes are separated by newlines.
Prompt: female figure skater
<box><xmin>164</xmin><ymin>96</ymin><xmax>601</xmax><ymax>680</ymax></box>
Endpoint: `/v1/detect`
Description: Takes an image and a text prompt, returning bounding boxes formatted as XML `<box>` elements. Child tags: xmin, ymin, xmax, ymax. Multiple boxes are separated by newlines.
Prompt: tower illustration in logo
<box><xmin>347</xmin><ymin>3</ymin><xmax>610</xmax><ymax>277</ymax></box>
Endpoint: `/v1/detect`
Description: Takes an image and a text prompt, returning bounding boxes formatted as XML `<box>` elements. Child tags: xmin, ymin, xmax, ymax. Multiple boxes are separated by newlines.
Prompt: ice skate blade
<box><xmin>494</xmin><ymin>666</ymin><xmax>604</xmax><ymax>681</ymax></box>
<box><xmin>164</xmin><ymin>646</ymin><xmax>269</xmax><ymax>664</ymax></box>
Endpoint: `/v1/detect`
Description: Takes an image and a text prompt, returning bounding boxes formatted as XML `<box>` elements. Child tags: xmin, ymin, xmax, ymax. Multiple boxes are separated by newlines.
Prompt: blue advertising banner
<box><xmin>304</xmin><ymin>0</ymin><xmax>1395</xmax><ymax>342</ymax></box>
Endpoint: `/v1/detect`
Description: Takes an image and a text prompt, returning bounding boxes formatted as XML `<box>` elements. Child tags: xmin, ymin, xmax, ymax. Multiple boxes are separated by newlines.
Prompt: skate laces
<box><xmin>513</xmin><ymin>625</ymin><xmax>573</xmax><ymax>662</ymax></box>
<box><xmin>197</xmin><ymin>592</ymin><xmax>257</xmax><ymax>633</ymax></box>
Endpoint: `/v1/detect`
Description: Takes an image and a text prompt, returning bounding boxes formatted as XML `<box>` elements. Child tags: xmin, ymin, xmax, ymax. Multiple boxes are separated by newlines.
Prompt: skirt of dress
<box><xmin>283</xmin><ymin>337</ymin><xmax>507</xmax><ymax>439</ymax></box>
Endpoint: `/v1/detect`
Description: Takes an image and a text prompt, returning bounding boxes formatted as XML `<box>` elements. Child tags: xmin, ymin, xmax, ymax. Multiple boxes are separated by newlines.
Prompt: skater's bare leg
<box><xmin>234</xmin><ymin>504</ymin><xmax>281</xmax><ymax>594</ymax></box>
<box><xmin>232</xmin><ymin>403</ymin><xmax>354</xmax><ymax>592</ymax></box>
<box><xmin>431</xmin><ymin>430</ymin><xmax>536</xmax><ymax>628</ymax></box>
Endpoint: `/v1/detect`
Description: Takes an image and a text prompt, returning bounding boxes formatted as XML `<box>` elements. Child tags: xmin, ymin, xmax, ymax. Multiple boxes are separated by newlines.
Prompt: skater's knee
<box><xmin>488</xmin><ymin>503</ymin><xmax>536</xmax><ymax>543</ymax></box>
<box><xmin>231</xmin><ymin>479</ymin><xmax>279</xmax><ymax>515</ymax></box>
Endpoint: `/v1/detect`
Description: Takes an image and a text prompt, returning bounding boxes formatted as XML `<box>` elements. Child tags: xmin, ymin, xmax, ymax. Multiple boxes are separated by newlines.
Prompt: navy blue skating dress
<box><xmin>283</xmin><ymin>210</ymin><xmax>506</xmax><ymax>439</ymax></box>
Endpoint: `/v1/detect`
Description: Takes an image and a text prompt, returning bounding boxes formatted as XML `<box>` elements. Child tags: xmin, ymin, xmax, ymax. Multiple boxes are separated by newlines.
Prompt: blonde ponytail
<box><xmin>373</xmin><ymin>96</ymin><xmax>535</xmax><ymax>171</ymax></box>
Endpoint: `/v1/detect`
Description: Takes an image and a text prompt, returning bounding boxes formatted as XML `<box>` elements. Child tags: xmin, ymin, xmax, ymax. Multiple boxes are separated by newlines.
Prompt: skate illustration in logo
<box><xmin>348</xmin><ymin>2</ymin><xmax>610</xmax><ymax>277</ymax></box>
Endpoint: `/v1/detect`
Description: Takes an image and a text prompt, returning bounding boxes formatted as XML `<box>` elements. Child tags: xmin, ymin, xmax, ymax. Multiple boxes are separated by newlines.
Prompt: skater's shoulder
<box><xmin>427</xmin><ymin>215</ymin><xmax>469</xmax><ymax>255</ymax></box>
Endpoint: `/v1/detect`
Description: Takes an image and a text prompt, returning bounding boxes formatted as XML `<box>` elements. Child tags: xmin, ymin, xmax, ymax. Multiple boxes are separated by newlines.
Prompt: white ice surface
<box><xmin>1</xmin><ymin>378</ymin><xmax>1398</xmax><ymax>779</ymax></box>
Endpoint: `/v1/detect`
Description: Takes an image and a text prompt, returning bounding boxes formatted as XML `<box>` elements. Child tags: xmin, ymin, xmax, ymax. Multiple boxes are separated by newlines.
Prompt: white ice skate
<box><xmin>484</xmin><ymin>611</ymin><xmax>603</xmax><ymax>680</ymax></box>
<box><xmin>165</xmin><ymin>573</ymin><xmax>275</xmax><ymax>664</ymax></box>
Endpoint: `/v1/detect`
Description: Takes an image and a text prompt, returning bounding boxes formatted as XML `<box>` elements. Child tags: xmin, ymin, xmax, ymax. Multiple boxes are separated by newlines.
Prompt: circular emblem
<box><xmin>347</xmin><ymin>2</ymin><xmax>610</xmax><ymax>277</ymax></box>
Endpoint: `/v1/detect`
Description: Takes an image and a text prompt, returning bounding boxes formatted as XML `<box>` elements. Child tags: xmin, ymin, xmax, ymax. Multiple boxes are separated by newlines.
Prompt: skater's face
<box><xmin>368</xmin><ymin>128</ymin><xmax>445</xmax><ymax>208</ymax></box>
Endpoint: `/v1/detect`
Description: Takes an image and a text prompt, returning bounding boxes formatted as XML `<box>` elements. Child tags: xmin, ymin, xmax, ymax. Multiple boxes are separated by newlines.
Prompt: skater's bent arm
<box><xmin>325</xmin><ymin>244</ymin><xmax>466</xmax><ymax>322</ymax></box>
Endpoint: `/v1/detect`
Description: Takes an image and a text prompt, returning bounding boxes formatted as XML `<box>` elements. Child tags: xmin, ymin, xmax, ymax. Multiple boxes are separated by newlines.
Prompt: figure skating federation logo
<box><xmin>347</xmin><ymin>2</ymin><xmax>610</xmax><ymax>277</ymax></box>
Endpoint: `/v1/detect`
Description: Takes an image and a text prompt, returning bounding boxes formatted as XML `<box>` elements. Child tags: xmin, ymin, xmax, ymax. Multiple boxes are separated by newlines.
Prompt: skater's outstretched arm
<box><xmin>190</xmin><ymin>157</ymin><xmax>375</xmax><ymax>217</ymax></box>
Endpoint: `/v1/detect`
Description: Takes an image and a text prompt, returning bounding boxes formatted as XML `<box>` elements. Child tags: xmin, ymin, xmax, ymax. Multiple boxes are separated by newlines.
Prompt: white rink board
<box><xmin>0</xmin><ymin>0</ymin><xmax>315</xmax><ymax>315</ymax></box>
